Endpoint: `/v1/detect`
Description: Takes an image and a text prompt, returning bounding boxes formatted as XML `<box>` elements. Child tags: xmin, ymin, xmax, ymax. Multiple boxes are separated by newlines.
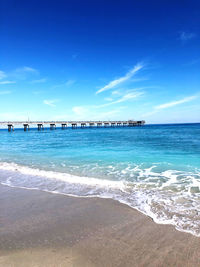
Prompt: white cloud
<box><xmin>0</xmin><ymin>90</ymin><xmax>12</xmax><ymax>95</ymax></box>
<box><xmin>143</xmin><ymin>94</ymin><xmax>198</xmax><ymax>117</ymax></box>
<box><xmin>0</xmin><ymin>71</ymin><xmax>6</xmax><ymax>80</ymax></box>
<box><xmin>110</xmin><ymin>91</ymin><xmax>143</xmax><ymax>104</ymax></box>
<box><xmin>19</xmin><ymin>66</ymin><xmax>38</xmax><ymax>73</ymax></box>
<box><xmin>96</xmin><ymin>62</ymin><xmax>144</xmax><ymax>94</ymax></box>
<box><xmin>12</xmin><ymin>66</ymin><xmax>39</xmax><ymax>80</ymax></box>
<box><xmin>0</xmin><ymin>80</ymin><xmax>16</xmax><ymax>85</ymax></box>
<box><xmin>179</xmin><ymin>31</ymin><xmax>197</xmax><ymax>42</ymax></box>
<box><xmin>71</xmin><ymin>89</ymin><xmax>144</xmax><ymax>119</ymax></box>
<box><xmin>155</xmin><ymin>95</ymin><xmax>198</xmax><ymax>110</ymax></box>
<box><xmin>123</xmin><ymin>90</ymin><xmax>144</xmax><ymax>100</ymax></box>
<box><xmin>95</xmin><ymin>90</ymin><xmax>144</xmax><ymax>108</ymax></box>
<box><xmin>0</xmin><ymin>67</ymin><xmax>38</xmax><ymax>82</ymax></box>
<box><xmin>31</xmin><ymin>78</ymin><xmax>46</xmax><ymax>83</ymax></box>
<box><xmin>43</xmin><ymin>99</ymin><xmax>58</xmax><ymax>107</ymax></box>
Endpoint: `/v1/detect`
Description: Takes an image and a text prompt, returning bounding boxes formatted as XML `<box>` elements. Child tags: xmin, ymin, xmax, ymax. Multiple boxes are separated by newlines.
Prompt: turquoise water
<box><xmin>0</xmin><ymin>124</ymin><xmax>200</xmax><ymax>236</ymax></box>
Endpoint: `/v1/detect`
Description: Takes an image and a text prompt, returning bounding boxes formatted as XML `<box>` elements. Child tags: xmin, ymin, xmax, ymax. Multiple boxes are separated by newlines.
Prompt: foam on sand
<box><xmin>0</xmin><ymin>161</ymin><xmax>200</xmax><ymax>237</ymax></box>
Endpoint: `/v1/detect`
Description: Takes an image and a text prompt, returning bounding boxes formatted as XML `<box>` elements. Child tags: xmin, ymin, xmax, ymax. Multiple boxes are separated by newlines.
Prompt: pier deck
<box><xmin>0</xmin><ymin>120</ymin><xmax>145</xmax><ymax>131</ymax></box>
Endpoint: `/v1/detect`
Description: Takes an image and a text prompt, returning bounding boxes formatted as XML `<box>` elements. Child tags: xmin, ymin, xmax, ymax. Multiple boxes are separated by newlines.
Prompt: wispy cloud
<box><xmin>179</xmin><ymin>31</ymin><xmax>197</xmax><ymax>42</ymax></box>
<box><xmin>0</xmin><ymin>80</ymin><xmax>16</xmax><ymax>85</ymax></box>
<box><xmin>96</xmin><ymin>62</ymin><xmax>144</xmax><ymax>94</ymax></box>
<box><xmin>0</xmin><ymin>90</ymin><xmax>12</xmax><ymax>95</ymax></box>
<box><xmin>43</xmin><ymin>99</ymin><xmax>58</xmax><ymax>107</ymax></box>
<box><xmin>19</xmin><ymin>66</ymin><xmax>38</xmax><ymax>73</ymax></box>
<box><xmin>31</xmin><ymin>78</ymin><xmax>46</xmax><ymax>83</ymax></box>
<box><xmin>71</xmin><ymin>88</ymin><xmax>145</xmax><ymax>118</ymax></box>
<box><xmin>12</xmin><ymin>66</ymin><xmax>39</xmax><ymax>80</ymax></box>
<box><xmin>0</xmin><ymin>67</ymin><xmax>39</xmax><ymax>82</ymax></box>
<box><xmin>101</xmin><ymin>91</ymin><xmax>143</xmax><ymax>107</ymax></box>
<box><xmin>76</xmin><ymin>89</ymin><xmax>144</xmax><ymax>112</ymax></box>
<box><xmin>0</xmin><ymin>71</ymin><xmax>6</xmax><ymax>80</ymax></box>
<box><xmin>155</xmin><ymin>95</ymin><xmax>198</xmax><ymax>110</ymax></box>
<box><xmin>144</xmin><ymin>94</ymin><xmax>199</xmax><ymax>117</ymax></box>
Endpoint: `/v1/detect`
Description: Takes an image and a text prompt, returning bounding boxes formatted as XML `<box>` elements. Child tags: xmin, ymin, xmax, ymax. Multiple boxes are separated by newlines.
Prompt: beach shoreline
<box><xmin>0</xmin><ymin>184</ymin><xmax>200</xmax><ymax>267</ymax></box>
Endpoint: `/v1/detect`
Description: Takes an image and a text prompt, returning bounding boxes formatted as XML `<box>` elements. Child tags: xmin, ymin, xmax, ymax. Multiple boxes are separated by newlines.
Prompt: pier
<box><xmin>50</xmin><ymin>123</ymin><xmax>56</xmax><ymax>130</ymax></box>
<box><xmin>61</xmin><ymin>123</ymin><xmax>67</xmax><ymax>129</ymax></box>
<box><xmin>7</xmin><ymin>124</ymin><xmax>14</xmax><ymax>132</ymax></box>
<box><xmin>23</xmin><ymin>123</ymin><xmax>30</xmax><ymax>131</ymax></box>
<box><xmin>37</xmin><ymin>123</ymin><xmax>44</xmax><ymax>131</ymax></box>
<box><xmin>1</xmin><ymin>120</ymin><xmax>145</xmax><ymax>131</ymax></box>
<box><xmin>81</xmin><ymin>123</ymin><xmax>86</xmax><ymax>128</ymax></box>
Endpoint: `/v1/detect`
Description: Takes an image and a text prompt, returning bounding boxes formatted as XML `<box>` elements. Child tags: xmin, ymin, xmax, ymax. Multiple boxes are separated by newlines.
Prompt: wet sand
<box><xmin>0</xmin><ymin>184</ymin><xmax>200</xmax><ymax>267</ymax></box>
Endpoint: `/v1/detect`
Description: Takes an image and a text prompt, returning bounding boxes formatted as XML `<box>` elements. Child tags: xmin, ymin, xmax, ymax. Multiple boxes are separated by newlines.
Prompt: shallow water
<box><xmin>0</xmin><ymin>124</ymin><xmax>200</xmax><ymax>236</ymax></box>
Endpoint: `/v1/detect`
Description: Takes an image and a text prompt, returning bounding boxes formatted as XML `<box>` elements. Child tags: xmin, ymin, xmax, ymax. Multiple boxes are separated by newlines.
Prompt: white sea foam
<box><xmin>0</xmin><ymin>161</ymin><xmax>200</xmax><ymax>237</ymax></box>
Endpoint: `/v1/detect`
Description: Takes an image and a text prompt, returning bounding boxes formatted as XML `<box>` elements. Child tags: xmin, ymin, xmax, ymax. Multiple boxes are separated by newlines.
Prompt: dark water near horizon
<box><xmin>0</xmin><ymin>123</ymin><xmax>200</xmax><ymax>236</ymax></box>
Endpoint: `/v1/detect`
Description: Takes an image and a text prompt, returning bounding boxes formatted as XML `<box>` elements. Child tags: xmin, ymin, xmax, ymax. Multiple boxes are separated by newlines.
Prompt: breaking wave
<box><xmin>0</xmin><ymin>161</ymin><xmax>200</xmax><ymax>237</ymax></box>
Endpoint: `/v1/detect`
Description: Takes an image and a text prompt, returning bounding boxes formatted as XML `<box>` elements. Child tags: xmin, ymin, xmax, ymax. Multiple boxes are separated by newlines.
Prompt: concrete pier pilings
<box><xmin>89</xmin><ymin>122</ymin><xmax>95</xmax><ymax>128</ymax></box>
<box><xmin>7</xmin><ymin>124</ymin><xmax>14</xmax><ymax>132</ymax></box>
<box><xmin>37</xmin><ymin>123</ymin><xmax>44</xmax><ymax>131</ymax></box>
<box><xmin>61</xmin><ymin>123</ymin><xmax>67</xmax><ymax>129</ymax></box>
<box><xmin>50</xmin><ymin>123</ymin><xmax>56</xmax><ymax>130</ymax></box>
<box><xmin>71</xmin><ymin>123</ymin><xmax>77</xmax><ymax>129</ymax></box>
<box><xmin>104</xmin><ymin>122</ymin><xmax>110</xmax><ymax>127</ymax></box>
<box><xmin>4</xmin><ymin>120</ymin><xmax>145</xmax><ymax>131</ymax></box>
<box><xmin>23</xmin><ymin>124</ymin><xmax>30</xmax><ymax>131</ymax></box>
<box><xmin>81</xmin><ymin>123</ymin><xmax>86</xmax><ymax>128</ymax></box>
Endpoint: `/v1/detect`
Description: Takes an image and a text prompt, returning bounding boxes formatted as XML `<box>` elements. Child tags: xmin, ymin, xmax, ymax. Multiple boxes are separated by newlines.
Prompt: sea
<box><xmin>0</xmin><ymin>123</ymin><xmax>200</xmax><ymax>236</ymax></box>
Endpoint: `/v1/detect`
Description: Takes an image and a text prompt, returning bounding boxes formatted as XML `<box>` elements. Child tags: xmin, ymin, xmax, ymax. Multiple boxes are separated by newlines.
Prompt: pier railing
<box><xmin>0</xmin><ymin>120</ymin><xmax>145</xmax><ymax>131</ymax></box>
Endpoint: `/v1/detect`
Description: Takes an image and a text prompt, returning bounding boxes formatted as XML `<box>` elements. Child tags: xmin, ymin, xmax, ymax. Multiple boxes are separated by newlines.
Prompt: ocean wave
<box><xmin>0</xmin><ymin>161</ymin><xmax>200</xmax><ymax>237</ymax></box>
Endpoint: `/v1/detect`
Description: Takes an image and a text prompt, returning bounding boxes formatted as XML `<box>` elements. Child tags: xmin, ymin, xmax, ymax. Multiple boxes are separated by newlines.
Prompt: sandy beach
<box><xmin>0</xmin><ymin>184</ymin><xmax>199</xmax><ymax>267</ymax></box>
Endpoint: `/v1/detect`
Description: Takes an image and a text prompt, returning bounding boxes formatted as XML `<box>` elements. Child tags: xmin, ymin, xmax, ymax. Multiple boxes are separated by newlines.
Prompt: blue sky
<box><xmin>0</xmin><ymin>0</ymin><xmax>200</xmax><ymax>123</ymax></box>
